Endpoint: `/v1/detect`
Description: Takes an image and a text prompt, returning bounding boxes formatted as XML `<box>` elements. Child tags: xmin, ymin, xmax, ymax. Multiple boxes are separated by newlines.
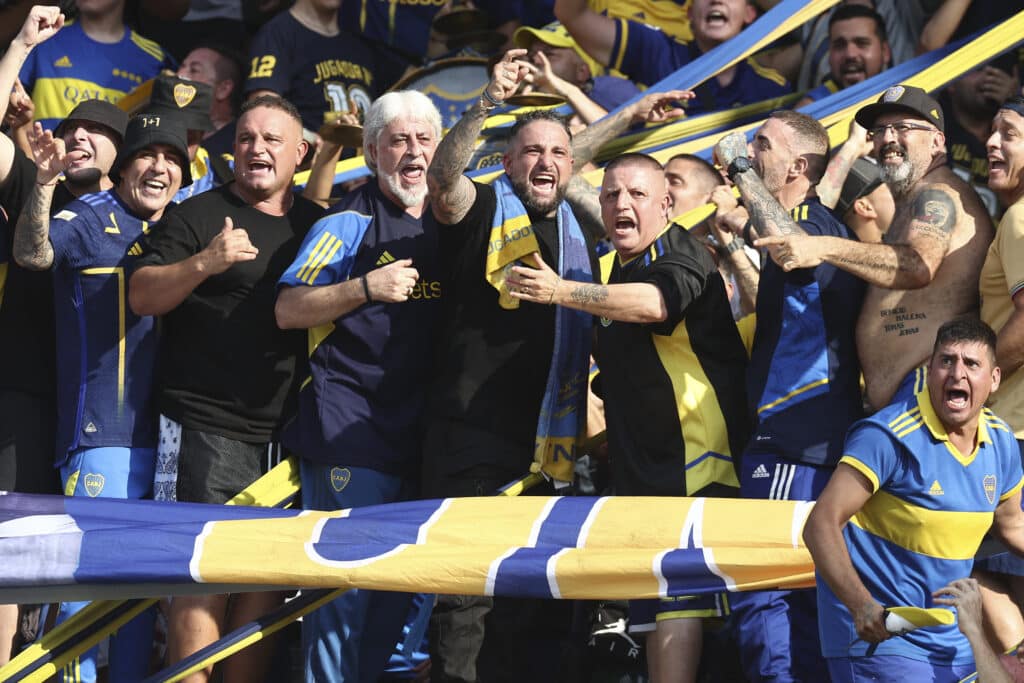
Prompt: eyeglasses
<box><xmin>867</xmin><ymin>122</ymin><xmax>937</xmax><ymax>140</ymax></box>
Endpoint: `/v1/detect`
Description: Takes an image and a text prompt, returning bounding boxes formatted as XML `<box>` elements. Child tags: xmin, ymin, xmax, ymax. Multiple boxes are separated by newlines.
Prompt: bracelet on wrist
<box><xmin>481</xmin><ymin>89</ymin><xmax>504</xmax><ymax>108</ymax></box>
<box><xmin>361</xmin><ymin>274</ymin><xmax>373</xmax><ymax>303</ymax></box>
<box><xmin>717</xmin><ymin>237</ymin><xmax>745</xmax><ymax>257</ymax></box>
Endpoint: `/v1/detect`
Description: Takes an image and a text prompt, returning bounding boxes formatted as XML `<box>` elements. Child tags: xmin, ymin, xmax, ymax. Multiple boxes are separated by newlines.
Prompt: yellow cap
<box><xmin>512</xmin><ymin>21</ymin><xmax>606</xmax><ymax>77</ymax></box>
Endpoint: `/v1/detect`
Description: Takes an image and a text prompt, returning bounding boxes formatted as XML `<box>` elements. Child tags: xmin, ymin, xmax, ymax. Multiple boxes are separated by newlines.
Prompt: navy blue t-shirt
<box><xmin>746</xmin><ymin>197</ymin><xmax>865</xmax><ymax>466</ymax></box>
<box><xmin>246</xmin><ymin>11</ymin><xmax>378</xmax><ymax>133</ymax></box>
<box><xmin>608</xmin><ymin>18</ymin><xmax>791</xmax><ymax>113</ymax></box>
<box><xmin>278</xmin><ymin>182</ymin><xmax>441</xmax><ymax>474</ymax></box>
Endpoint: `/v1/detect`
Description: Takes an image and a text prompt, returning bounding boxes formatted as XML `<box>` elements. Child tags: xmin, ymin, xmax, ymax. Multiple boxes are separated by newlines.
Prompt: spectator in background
<box><xmin>942</xmin><ymin>55</ymin><xmax>1020</xmax><ymax>216</ymax></box>
<box><xmin>834</xmin><ymin>156</ymin><xmax>894</xmax><ymax>243</ymax></box>
<box><xmin>976</xmin><ymin>95</ymin><xmax>1024</xmax><ymax>658</ymax></box>
<box><xmin>177</xmin><ymin>43</ymin><xmax>245</xmax><ymax>159</ymax></box>
<box><xmin>805</xmin><ymin>318</ymin><xmax>1024</xmax><ymax>682</ymax></box>
<box><xmin>513</xmin><ymin>21</ymin><xmax>640</xmax><ymax>124</ymax></box>
<box><xmin>664</xmin><ymin>153</ymin><xmax>721</xmax><ymax>220</ymax></box>
<box><xmin>507</xmin><ymin>153</ymin><xmax>750</xmax><ymax>683</ymax></box>
<box><xmin>796</xmin><ymin>4</ymin><xmax>891</xmax><ymax>107</ymax></box>
<box><xmin>714</xmin><ymin>112</ymin><xmax>867</xmax><ymax>683</ymax></box>
<box><xmin>146</xmin><ymin>74</ymin><xmax>232</xmax><ymax>203</ymax></box>
<box><xmin>14</xmin><ymin>112</ymin><xmax>189</xmax><ymax>683</ymax></box>
<box><xmin>275</xmin><ymin>89</ymin><xmax>442</xmax><ymax>683</ymax></box>
<box><xmin>245</xmin><ymin>0</ymin><xmax>378</xmax><ymax>146</ymax></box>
<box><xmin>18</xmin><ymin>0</ymin><xmax>174</xmax><ymax>131</ymax></box>
<box><xmin>934</xmin><ymin>578</ymin><xmax>1016</xmax><ymax>683</ymax></box>
<box><xmin>555</xmin><ymin>0</ymin><xmax>790</xmax><ymax>113</ymax></box>
<box><xmin>129</xmin><ymin>95</ymin><xmax>323</xmax><ymax>683</ymax></box>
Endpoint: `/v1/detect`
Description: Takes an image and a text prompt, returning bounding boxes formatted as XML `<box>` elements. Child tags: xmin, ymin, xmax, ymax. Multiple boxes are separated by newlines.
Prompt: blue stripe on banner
<box><xmin>660</xmin><ymin>549</ymin><xmax>731</xmax><ymax>596</ymax></box>
<box><xmin>308</xmin><ymin>499</ymin><xmax>447</xmax><ymax>564</ymax></box>
<box><xmin>491</xmin><ymin>498</ymin><xmax>597</xmax><ymax>598</ymax></box>
<box><xmin>68</xmin><ymin>497</ymin><xmax>299</xmax><ymax>583</ymax></box>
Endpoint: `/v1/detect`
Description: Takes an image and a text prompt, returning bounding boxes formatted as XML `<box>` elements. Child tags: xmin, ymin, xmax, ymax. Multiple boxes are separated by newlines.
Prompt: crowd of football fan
<box><xmin>3</xmin><ymin>0</ymin><xmax>1024</xmax><ymax>681</ymax></box>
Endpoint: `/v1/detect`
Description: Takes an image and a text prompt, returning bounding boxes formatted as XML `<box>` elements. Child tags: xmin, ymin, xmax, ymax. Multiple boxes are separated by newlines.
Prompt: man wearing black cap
<box><xmin>147</xmin><ymin>73</ymin><xmax>233</xmax><ymax>203</ymax></box>
<box><xmin>757</xmin><ymin>85</ymin><xmax>994</xmax><ymax>413</ymax></box>
<box><xmin>12</xmin><ymin>111</ymin><xmax>187</xmax><ymax>683</ymax></box>
<box><xmin>835</xmin><ymin>157</ymin><xmax>894</xmax><ymax>243</ymax></box>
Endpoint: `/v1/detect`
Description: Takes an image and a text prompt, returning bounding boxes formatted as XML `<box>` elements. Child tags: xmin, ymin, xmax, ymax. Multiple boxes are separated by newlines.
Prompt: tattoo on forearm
<box><xmin>735</xmin><ymin>173</ymin><xmax>805</xmax><ymax>237</ymax></box>
<box><xmin>428</xmin><ymin>102</ymin><xmax>489</xmax><ymax>191</ymax></box>
<box><xmin>569</xmin><ymin>284</ymin><xmax>609</xmax><ymax>305</ymax></box>
<box><xmin>909</xmin><ymin>188</ymin><xmax>956</xmax><ymax>244</ymax></box>
<box><xmin>13</xmin><ymin>184</ymin><xmax>54</xmax><ymax>270</ymax></box>
<box><xmin>564</xmin><ymin>176</ymin><xmax>603</xmax><ymax>241</ymax></box>
<box><xmin>571</xmin><ymin>108</ymin><xmax>630</xmax><ymax>171</ymax></box>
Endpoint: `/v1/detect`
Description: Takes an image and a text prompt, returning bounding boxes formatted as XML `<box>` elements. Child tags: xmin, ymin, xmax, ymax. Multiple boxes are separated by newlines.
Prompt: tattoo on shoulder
<box><xmin>910</xmin><ymin>188</ymin><xmax>956</xmax><ymax>240</ymax></box>
<box><xmin>569</xmin><ymin>284</ymin><xmax>609</xmax><ymax>305</ymax></box>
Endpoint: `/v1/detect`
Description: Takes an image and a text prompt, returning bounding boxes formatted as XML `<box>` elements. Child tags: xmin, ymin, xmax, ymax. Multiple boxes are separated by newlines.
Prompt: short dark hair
<box><xmin>239</xmin><ymin>94</ymin><xmax>303</xmax><ymax>128</ymax></box>
<box><xmin>604</xmin><ymin>152</ymin><xmax>664</xmax><ymax>175</ymax></box>
<box><xmin>666</xmin><ymin>153</ymin><xmax>721</xmax><ymax>192</ymax></box>
<box><xmin>769</xmin><ymin>110</ymin><xmax>830</xmax><ymax>184</ymax></box>
<box><xmin>932</xmin><ymin>317</ymin><xmax>997</xmax><ymax>362</ymax></box>
<box><xmin>829</xmin><ymin>5</ymin><xmax>888</xmax><ymax>44</ymax></box>
<box><xmin>193</xmin><ymin>42</ymin><xmax>245</xmax><ymax>114</ymax></box>
<box><xmin>508</xmin><ymin>109</ymin><xmax>572</xmax><ymax>145</ymax></box>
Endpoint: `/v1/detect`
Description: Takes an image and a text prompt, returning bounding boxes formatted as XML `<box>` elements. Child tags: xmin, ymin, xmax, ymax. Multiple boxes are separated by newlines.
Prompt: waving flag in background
<box><xmin>0</xmin><ymin>492</ymin><xmax>815</xmax><ymax>605</ymax></box>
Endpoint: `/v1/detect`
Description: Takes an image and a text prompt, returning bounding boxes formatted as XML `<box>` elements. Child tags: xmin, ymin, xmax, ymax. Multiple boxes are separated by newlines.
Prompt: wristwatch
<box><xmin>717</xmin><ymin>237</ymin><xmax>745</xmax><ymax>258</ymax></box>
<box><xmin>727</xmin><ymin>156</ymin><xmax>753</xmax><ymax>182</ymax></box>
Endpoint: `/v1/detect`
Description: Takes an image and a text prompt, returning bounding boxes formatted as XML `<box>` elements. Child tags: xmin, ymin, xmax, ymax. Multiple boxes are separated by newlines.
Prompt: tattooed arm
<box><xmin>571</xmin><ymin>89</ymin><xmax>691</xmax><ymax>172</ymax></box>
<box><xmin>755</xmin><ymin>185</ymin><xmax>957</xmax><ymax>289</ymax></box>
<box><xmin>564</xmin><ymin>175</ymin><xmax>604</xmax><ymax>242</ymax></box>
<box><xmin>817</xmin><ymin>122</ymin><xmax>872</xmax><ymax>210</ymax></box>
<box><xmin>12</xmin><ymin>181</ymin><xmax>55</xmax><ymax>270</ymax></box>
<box><xmin>427</xmin><ymin>49</ymin><xmax>528</xmax><ymax>225</ymax></box>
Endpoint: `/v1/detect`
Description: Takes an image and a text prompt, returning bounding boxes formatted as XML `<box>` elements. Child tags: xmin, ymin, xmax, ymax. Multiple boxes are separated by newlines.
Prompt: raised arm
<box><xmin>933</xmin><ymin>578</ymin><xmax>1013</xmax><ymax>683</ymax></box>
<box><xmin>129</xmin><ymin>216</ymin><xmax>259</xmax><ymax>316</ymax></box>
<box><xmin>553</xmin><ymin>0</ymin><xmax>618</xmax><ymax>69</ymax></box>
<box><xmin>802</xmin><ymin>463</ymin><xmax>890</xmax><ymax>645</ymax></box>
<box><xmin>714</xmin><ymin>131</ymin><xmax>807</xmax><ymax>238</ymax></box>
<box><xmin>817</xmin><ymin>121</ymin><xmax>872</xmax><ymax>210</ymax></box>
<box><xmin>426</xmin><ymin>49</ymin><xmax>527</xmax><ymax>225</ymax></box>
<box><xmin>0</xmin><ymin>5</ymin><xmax>64</xmax><ymax>184</ymax></box>
<box><xmin>754</xmin><ymin>184</ymin><xmax>956</xmax><ymax>289</ymax></box>
<box><xmin>12</xmin><ymin>123</ymin><xmax>72</xmax><ymax>270</ymax></box>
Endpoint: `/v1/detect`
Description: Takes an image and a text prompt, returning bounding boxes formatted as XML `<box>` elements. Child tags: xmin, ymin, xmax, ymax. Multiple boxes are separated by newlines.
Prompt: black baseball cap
<box><xmin>856</xmin><ymin>85</ymin><xmax>944</xmax><ymax>133</ymax></box>
<box><xmin>147</xmin><ymin>74</ymin><xmax>214</xmax><ymax>132</ymax></box>
<box><xmin>836</xmin><ymin>157</ymin><xmax>883</xmax><ymax>217</ymax></box>
<box><xmin>54</xmin><ymin>100</ymin><xmax>129</xmax><ymax>141</ymax></box>
<box><xmin>110</xmin><ymin>113</ymin><xmax>193</xmax><ymax>187</ymax></box>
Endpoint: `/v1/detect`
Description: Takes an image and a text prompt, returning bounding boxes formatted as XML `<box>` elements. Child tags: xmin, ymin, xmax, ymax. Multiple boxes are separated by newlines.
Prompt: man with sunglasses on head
<box><xmin>756</xmin><ymin>85</ymin><xmax>994</xmax><ymax>413</ymax></box>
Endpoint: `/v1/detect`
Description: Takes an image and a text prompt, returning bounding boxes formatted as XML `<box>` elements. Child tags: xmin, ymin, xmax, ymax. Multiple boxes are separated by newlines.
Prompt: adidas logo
<box><xmin>376</xmin><ymin>250</ymin><xmax>396</xmax><ymax>266</ymax></box>
<box><xmin>929</xmin><ymin>480</ymin><xmax>944</xmax><ymax>496</ymax></box>
<box><xmin>751</xmin><ymin>464</ymin><xmax>770</xmax><ymax>479</ymax></box>
<box><xmin>83</xmin><ymin>422</ymin><xmax>97</xmax><ymax>434</ymax></box>
<box><xmin>54</xmin><ymin>56</ymin><xmax>72</xmax><ymax>68</ymax></box>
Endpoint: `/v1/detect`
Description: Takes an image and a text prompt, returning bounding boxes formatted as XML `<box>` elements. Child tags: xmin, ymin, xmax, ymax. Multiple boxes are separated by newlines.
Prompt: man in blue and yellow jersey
<box><xmin>18</xmin><ymin>0</ymin><xmax>174</xmax><ymax>131</ymax></box>
<box><xmin>13</xmin><ymin>112</ymin><xmax>188</xmax><ymax>683</ymax></box>
<box><xmin>508</xmin><ymin>152</ymin><xmax>749</xmax><ymax>683</ymax></box>
<box><xmin>804</xmin><ymin>317</ymin><xmax>1024</xmax><ymax>682</ymax></box>
<box><xmin>275</xmin><ymin>90</ymin><xmax>443</xmax><ymax>683</ymax></box>
<box><xmin>554</xmin><ymin>0</ymin><xmax>790</xmax><ymax>112</ymax></box>
<box><xmin>714</xmin><ymin>110</ymin><xmax>866</xmax><ymax>682</ymax></box>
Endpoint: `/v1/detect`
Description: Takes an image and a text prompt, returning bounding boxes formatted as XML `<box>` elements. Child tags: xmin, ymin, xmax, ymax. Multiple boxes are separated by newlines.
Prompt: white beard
<box><xmin>380</xmin><ymin>171</ymin><xmax>427</xmax><ymax>209</ymax></box>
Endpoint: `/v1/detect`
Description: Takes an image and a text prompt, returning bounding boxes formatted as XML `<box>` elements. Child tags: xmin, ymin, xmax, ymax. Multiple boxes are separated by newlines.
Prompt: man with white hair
<box><xmin>275</xmin><ymin>89</ymin><xmax>442</xmax><ymax>683</ymax></box>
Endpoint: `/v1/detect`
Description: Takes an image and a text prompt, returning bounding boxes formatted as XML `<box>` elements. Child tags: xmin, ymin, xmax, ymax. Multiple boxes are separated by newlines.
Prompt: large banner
<box><xmin>0</xmin><ymin>492</ymin><xmax>814</xmax><ymax>603</ymax></box>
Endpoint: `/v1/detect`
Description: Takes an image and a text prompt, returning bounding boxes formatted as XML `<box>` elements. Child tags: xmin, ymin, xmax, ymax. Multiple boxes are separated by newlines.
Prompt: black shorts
<box><xmin>175</xmin><ymin>425</ymin><xmax>284</xmax><ymax>505</ymax></box>
<box><xmin>0</xmin><ymin>389</ymin><xmax>60</xmax><ymax>494</ymax></box>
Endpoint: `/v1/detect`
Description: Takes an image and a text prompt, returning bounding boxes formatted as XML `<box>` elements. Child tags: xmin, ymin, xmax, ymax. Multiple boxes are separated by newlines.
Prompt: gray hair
<box><xmin>362</xmin><ymin>90</ymin><xmax>443</xmax><ymax>173</ymax></box>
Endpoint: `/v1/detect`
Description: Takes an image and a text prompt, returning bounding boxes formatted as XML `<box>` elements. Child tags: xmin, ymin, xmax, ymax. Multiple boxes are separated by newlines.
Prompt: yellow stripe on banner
<box><xmin>851</xmin><ymin>489</ymin><xmax>994</xmax><ymax>560</ymax></box>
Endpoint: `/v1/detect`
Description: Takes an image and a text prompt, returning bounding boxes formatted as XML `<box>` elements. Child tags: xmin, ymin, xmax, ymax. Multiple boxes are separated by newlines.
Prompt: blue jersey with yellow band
<box><xmin>818</xmin><ymin>386</ymin><xmax>1024</xmax><ymax>664</ymax></box>
<box><xmin>747</xmin><ymin>197</ymin><xmax>865</xmax><ymax>466</ymax></box>
<box><xmin>277</xmin><ymin>182</ymin><xmax>440</xmax><ymax>474</ymax></box>
<box><xmin>173</xmin><ymin>147</ymin><xmax>220</xmax><ymax>204</ymax></box>
<box><xmin>49</xmin><ymin>190</ymin><xmax>158</xmax><ymax>465</ymax></box>
<box><xmin>608</xmin><ymin>17</ymin><xmax>790</xmax><ymax>112</ymax></box>
<box><xmin>19</xmin><ymin>21</ymin><xmax>173</xmax><ymax>131</ymax></box>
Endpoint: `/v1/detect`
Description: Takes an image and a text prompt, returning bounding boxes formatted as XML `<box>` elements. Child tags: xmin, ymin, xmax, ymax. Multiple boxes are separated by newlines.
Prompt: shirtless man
<box><xmin>757</xmin><ymin>85</ymin><xmax>994</xmax><ymax>411</ymax></box>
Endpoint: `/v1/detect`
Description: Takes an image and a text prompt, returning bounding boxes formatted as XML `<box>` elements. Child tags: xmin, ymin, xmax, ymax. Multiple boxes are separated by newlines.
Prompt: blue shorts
<box><xmin>60</xmin><ymin>446</ymin><xmax>155</xmax><ymax>499</ymax></box>
<box><xmin>827</xmin><ymin>655</ymin><xmax>975</xmax><ymax>683</ymax></box>
<box><xmin>629</xmin><ymin>593</ymin><xmax>729</xmax><ymax>633</ymax></box>
<box><xmin>739</xmin><ymin>451</ymin><xmax>832</xmax><ymax>501</ymax></box>
<box><xmin>300</xmin><ymin>461</ymin><xmax>421</xmax><ymax>683</ymax></box>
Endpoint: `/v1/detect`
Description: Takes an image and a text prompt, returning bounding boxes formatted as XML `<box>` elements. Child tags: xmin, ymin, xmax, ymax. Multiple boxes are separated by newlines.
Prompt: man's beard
<box><xmin>65</xmin><ymin>166</ymin><xmax>102</xmax><ymax>187</ymax></box>
<box><xmin>380</xmin><ymin>172</ymin><xmax>427</xmax><ymax>209</ymax></box>
<box><xmin>877</xmin><ymin>143</ymin><xmax>917</xmax><ymax>198</ymax></box>
<box><xmin>511</xmin><ymin>175</ymin><xmax>566</xmax><ymax>216</ymax></box>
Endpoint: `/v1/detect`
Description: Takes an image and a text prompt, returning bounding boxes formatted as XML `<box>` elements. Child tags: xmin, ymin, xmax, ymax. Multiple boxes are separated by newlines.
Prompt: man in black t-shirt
<box><xmin>424</xmin><ymin>48</ymin><xmax>692</xmax><ymax>683</ymax></box>
<box><xmin>129</xmin><ymin>94</ymin><xmax>323</xmax><ymax>682</ymax></box>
